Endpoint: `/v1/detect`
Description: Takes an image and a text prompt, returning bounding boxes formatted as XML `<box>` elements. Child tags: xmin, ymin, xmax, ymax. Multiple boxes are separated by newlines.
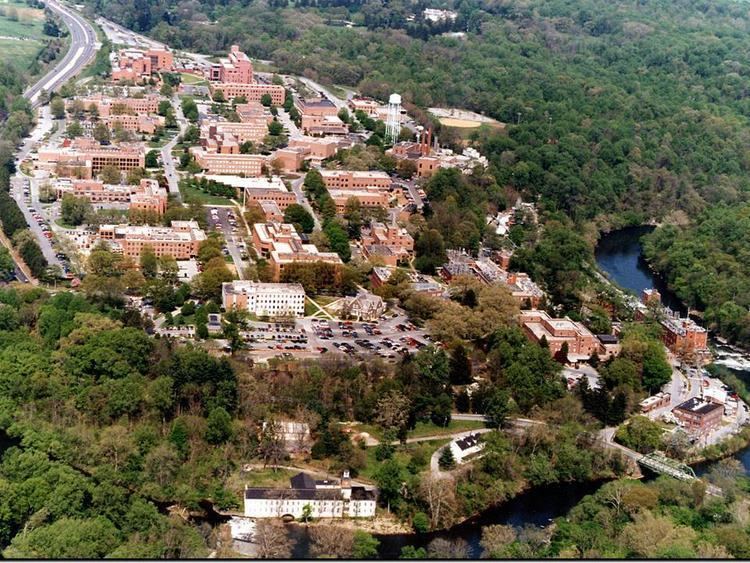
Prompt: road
<box><xmin>296</xmin><ymin>76</ymin><xmax>349</xmax><ymax>110</ymax></box>
<box><xmin>289</xmin><ymin>177</ymin><xmax>321</xmax><ymax>230</ymax></box>
<box><xmin>161</xmin><ymin>96</ymin><xmax>188</xmax><ymax>199</ymax></box>
<box><xmin>276</xmin><ymin>108</ymin><xmax>302</xmax><ymax>140</ymax></box>
<box><xmin>206</xmin><ymin>207</ymin><xmax>246</xmax><ymax>279</ymax></box>
<box><xmin>5</xmin><ymin>0</ymin><xmax>97</xmax><ymax>280</ymax></box>
<box><xmin>25</xmin><ymin>0</ymin><xmax>98</xmax><ymax>108</ymax></box>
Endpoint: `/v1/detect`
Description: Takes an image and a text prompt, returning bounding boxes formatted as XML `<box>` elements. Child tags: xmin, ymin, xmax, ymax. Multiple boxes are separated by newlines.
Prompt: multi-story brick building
<box><xmin>636</xmin><ymin>289</ymin><xmax>709</xmax><ymax>356</ymax></box>
<box><xmin>104</xmin><ymin>113</ymin><xmax>165</xmax><ymax>135</ymax></box>
<box><xmin>73</xmin><ymin>94</ymin><xmax>161</xmax><ymax>117</ymax></box>
<box><xmin>288</xmin><ymin>136</ymin><xmax>341</xmax><ymax>161</ymax></box>
<box><xmin>209</xmin><ymin>45</ymin><xmax>254</xmax><ymax>83</ymax></box>
<box><xmin>673</xmin><ymin>397</ymin><xmax>724</xmax><ymax>435</ymax></box>
<box><xmin>251</xmin><ymin>222</ymin><xmax>343</xmax><ymax>280</ymax></box>
<box><xmin>222</xmin><ymin>281</ymin><xmax>306</xmax><ymax>318</ymax></box>
<box><xmin>235</xmin><ymin>102</ymin><xmax>271</xmax><ymax>122</ymax></box>
<box><xmin>202</xmin><ymin>120</ymin><xmax>268</xmax><ymax>145</ymax></box>
<box><xmin>259</xmin><ymin>200</ymin><xmax>284</xmax><ymax>222</ymax></box>
<box><xmin>319</xmin><ymin>169</ymin><xmax>391</xmax><ymax>191</ymax></box>
<box><xmin>300</xmin><ymin>114</ymin><xmax>348</xmax><ymax>136</ymax></box>
<box><xmin>129</xmin><ymin>179</ymin><xmax>168</xmax><ymax>215</ymax></box>
<box><xmin>55</xmin><ymin>178</ymin><xmax>166</xmax><ymax>215</ymax></box>
<box><xmin>38</xmin><ymin>138</ymin><xmax>145</xmax><ymax>176</ymax></box>
<box><xmin>91</xmin><ymin>220</ymin><xmax>206</xmax><ymax>261</ymax></box>
<box><xmin>112</xmin><ymin>48</ymin><xmax>173</xmax><ymax>82</ymax></box>
<box><xmin>328</xmin><ymin>187</ymin><xmax>390</xmax><ymax>213</ymax></box>
<box><xmin>295</xmin><ymin>96</ymin><xmax>339</xmax><ymax>116</ymax></box>
<box><xmin>348</xmin><ymin>97</ymin><xmax>382</xmax><ymax>117</ymax></box>
<box><xmin>209</xmin><ymin>82</ymin><xmax>285</xmax><ymax>105</ymax></box>
<box><xmin>189</xmin><ymin>147</ymin><xmax>265</xmax><ymax>176</ymax></box>
<box><xmin>360</xmin><ymin>222</ymin><xmax>413</xmax><ymax>267</ymax></box>
<box><xmin>520</xmin><ymin>309</ymin><xmax>598</xmax><ymax>359</ymax></box>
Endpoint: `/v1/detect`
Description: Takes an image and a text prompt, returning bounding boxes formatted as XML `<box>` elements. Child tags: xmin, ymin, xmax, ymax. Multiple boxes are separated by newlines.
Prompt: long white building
<box><xmin>244</xmin><ymin>471</ymin><xmax>376</xmax><ymax>519</ymax></box>
<box><xmin>222</xmin><ymin>281</ymin><xmax>305</xmax><ymax>318</ymax></box>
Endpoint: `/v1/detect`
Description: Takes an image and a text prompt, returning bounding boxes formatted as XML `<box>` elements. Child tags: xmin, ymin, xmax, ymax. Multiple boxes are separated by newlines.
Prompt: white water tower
<box><xmin>385</xmin><ymin>93</ymin><xmax>402</xmax><ymax>145</ymax></box>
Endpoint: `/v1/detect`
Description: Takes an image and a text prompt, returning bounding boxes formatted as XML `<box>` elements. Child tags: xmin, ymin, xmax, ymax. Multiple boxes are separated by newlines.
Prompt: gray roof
<box><xmin>455</xmin><ymin>432</ymin><xmax>482</xmax><ymax>451</ymax></box>
<box><xmin>675</xmin><ymin>397</ymin><xmax>723</xmax><ymax>416</ymax></box>
<box><xmin>244</xmin><ymin>487</ymin><xmax>343</xmax><ymax>500</ymax></box>
<box><xmin>290</xmin><ymin>472</ymin><xmax>316</xmax><ymax>490</ymax></box>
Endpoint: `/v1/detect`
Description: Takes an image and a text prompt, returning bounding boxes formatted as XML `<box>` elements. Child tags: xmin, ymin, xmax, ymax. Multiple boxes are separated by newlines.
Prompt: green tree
<box><xmin>50</xmin><ymin>96</ymin><xmax>66</xmax><ymax>119</ymax></box>
<box><xmin>438</xmin><ymin>446</ymin><xmax>456</xmax><ymax>470</ymax></box>
<box><xmin>145</xmin><ymin>150</ymin><xmax>159</xmax><ymax>168</ymax></box>
<box><xmin>324</xmin><ymin>221</ymin><xmax>351</xmax><ymax>262</ymax></box>
<box><xmin>139</xmin><ymin>245</ymin><xmax>158</xmax><ymax>279</ymax></box>
<box><xmin>205</xmin><ymin>407</ymin><xmax>233</xmax><ymax>444</ymax></box>
<box><xmin>100</xmin><ymin>165</ymin><xmax>121</xmax><ymax>184</ymax></box>
<box><xmin>352</xmin><ymin>530</ymin><xmax>380</xmax><ymax>558</ymax></box>
<box><xmin>93</xmin><ymin>121</ymin><xmax>111</xmax><ymax>143</ymax></box>
<box><xmin>61</xmin><ymin>194</ymin><xmax>92</xmax><ymax>226</ymax></box>
<box><xmin>283</xmin><ymin>204</ymin><xmax>314</xmax><ymax>233</ymax></box>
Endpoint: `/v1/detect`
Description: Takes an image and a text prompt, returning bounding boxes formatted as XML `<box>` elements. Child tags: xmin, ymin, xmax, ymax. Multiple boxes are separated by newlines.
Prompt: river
<box><xmin>283</xmin><ymin>480</ymin><xmax>605</xmax><ymax>558</ymax></box>
<box><xmin>595</xmin><ymin>225</ymin><xmax>750</xmax><ymax>476</ymax></box>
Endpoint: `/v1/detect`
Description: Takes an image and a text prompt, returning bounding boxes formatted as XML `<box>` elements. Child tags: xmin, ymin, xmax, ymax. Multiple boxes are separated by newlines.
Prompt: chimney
<box><xmin>341</xmin><ymin>470</ymin><xmax>352</xmax><ymax>499</ymax></box>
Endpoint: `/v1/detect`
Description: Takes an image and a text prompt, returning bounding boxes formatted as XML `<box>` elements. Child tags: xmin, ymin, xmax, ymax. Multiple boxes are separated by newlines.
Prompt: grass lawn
<box><xmin>179</xmin><ymin>181</ymin><xmax>233</xmax><ymax>205</ymax></box>
<box><xmin>353</xmin><ymin>419</ymin><xmax>486</xmax><ymax>442</ymax></box>
<box><xmin>357</xmin><ymin>439</ymin><xmax>449</xmax><ymax>481</ymax></box>
<box><xmin>0</xmin><ymin>1</ymin><xmax>46</xmax><ymax>70</ymax></box>
<box><xmin>179</xmin><ymin>72</ymin><xmax>207</xmax><ymax>85</ymax></box>
<box><xmin>225</xmin><ymin>467</ymin><xmax>296</xmax><ymax>498</ymax></box>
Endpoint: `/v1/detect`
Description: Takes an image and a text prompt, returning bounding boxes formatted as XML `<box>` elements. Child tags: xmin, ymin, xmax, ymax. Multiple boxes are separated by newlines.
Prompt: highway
<box><xmin>25</xmin><ymin>0</ymin><xmax>98</xmax><ymax>108</ymax></box>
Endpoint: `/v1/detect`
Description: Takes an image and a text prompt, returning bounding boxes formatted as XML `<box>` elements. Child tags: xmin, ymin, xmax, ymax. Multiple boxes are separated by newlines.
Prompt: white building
<box><xmin>222</xmin><ymin>281</ymin><xmax>306</xmax><ymax>318</ymax></box>
<box><xmin>449</xmin><ymin>432</ymin><xmax>485</xmax><ymax>464</ymax></box>
<box><xmin>244</xmin><ymin>471</ymin><xmax>376</xmax><ymax>519</ymax></box>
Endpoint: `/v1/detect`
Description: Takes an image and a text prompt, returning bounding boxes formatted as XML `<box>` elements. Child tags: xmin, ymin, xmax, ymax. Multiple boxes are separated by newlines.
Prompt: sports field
<box><xmin>438</xmin><ymin>117</ymin><xmax>484</xmax><ymax>128</ymax></box>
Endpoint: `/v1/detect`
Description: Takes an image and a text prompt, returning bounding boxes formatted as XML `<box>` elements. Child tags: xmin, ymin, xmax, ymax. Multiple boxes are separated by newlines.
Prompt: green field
<box><xmin>0</xmin><ymin>0</ymin><xmax>47</xmax><ymax>69</ymax></box>
<box><xmin>179</xmin><ymin>72</ymin><xmax>207</xmax><ymax>85</ymax></box>
<box><xmin>178</xmin><ymin>180</ymin><xmax>234</xmax><ymax>205</ymax></box>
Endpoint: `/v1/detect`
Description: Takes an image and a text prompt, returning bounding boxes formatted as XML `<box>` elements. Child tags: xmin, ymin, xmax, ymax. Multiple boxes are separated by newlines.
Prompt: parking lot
<box><xmin>238</xmin><ymin>311</ymin><xmax>432</xmax><ymax>363</ymax></box>
<box><xmin>13</xmin><ymin>176</ymin><xmax>74</xmax><ymax>278</ymax></box>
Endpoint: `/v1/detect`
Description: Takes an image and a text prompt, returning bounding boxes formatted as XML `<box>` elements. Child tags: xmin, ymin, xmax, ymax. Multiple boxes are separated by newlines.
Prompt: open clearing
<box><xmin>179</xmin><ymin>72</ymin><xmax>207</xmax><ymax>85</ymax></box>
<box><xmin>439</xmin><ymin>117</ymin><xmax>484</xmax><ymax>128</ymax></box>
<box><xmin>429</xmin><ymin>106</ymin><xmax>506</xmax><ymax>129</ymax></box>
<box><xmin>0</xmin><ymin>0</ymin><xmax>46</xmax><ymax>69</ymax></box>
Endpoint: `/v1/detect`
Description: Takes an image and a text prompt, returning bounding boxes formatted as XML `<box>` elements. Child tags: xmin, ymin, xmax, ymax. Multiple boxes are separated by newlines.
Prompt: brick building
<box><xmin>251</xmin><ymin>222</ymin><xmax>342</xmax><ymax>280</ymax></box>
<box><xmin>38</xmin><ymin>138</ymin><xmax>145</xmax><ymax>177</ymax></box>
<box><xmin>209</xmin><ymin>82</ymin><xmax>285</xmax><ymax>105</ymax></box>
<box><xmin>90</xmin><ymin>220</ymin><xmax>206</xmax><ymax>261</ymax></box>
<box><xmin>328</xmin><ymin>187</ymin><xmax>390</xmax><ymax>213</ymax></box>
<box><xmin>209</xmin><ymin>45</ymin><xmax>254</xmax><ymax>83</ymax></box>
<box><xmin>673</xmin><ymin>397</ymin><xmax>724</xmax><ymax>435</ymax></box>
<box><xmin>73</xmin><ymin>94</ymin><xmax>161</xmax><ymax>117</ymax></box>
<box><xmin>189</xmin><ymin>148</ymin><xmax>265</xmax><ymax>176</ymax></box>
<box><xmin>112</xmin><ymin>48</ymin><xmax>173</xmax><ymax>82</ymax></box>
<box><xmin>520</xmin><ymin>309</ymin><xmax>598</xmax><ymax>359</ymax></box>
<box><xmin>319</xmin><ymin>170</ymin><xmax>391</xmax><ymax>191</ymax></box>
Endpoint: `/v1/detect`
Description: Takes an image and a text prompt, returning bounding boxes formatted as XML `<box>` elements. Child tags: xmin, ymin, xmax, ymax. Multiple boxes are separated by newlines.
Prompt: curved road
<box><xmin>25</xmin><ymin>0</ymin><xmax>98</xmax><ymax>108</ymax></box>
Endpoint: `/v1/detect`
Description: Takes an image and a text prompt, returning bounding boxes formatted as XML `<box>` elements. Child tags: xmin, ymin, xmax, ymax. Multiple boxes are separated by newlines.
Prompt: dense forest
<box><xmin>87</xmin><ymin>0</ymin><xmax>750</xmax><ymax>223</ymax></box>
<box><xmin>643</xmin><ymin>205</ymin><xmax>750</xmax><ymax>346</ymax></box>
